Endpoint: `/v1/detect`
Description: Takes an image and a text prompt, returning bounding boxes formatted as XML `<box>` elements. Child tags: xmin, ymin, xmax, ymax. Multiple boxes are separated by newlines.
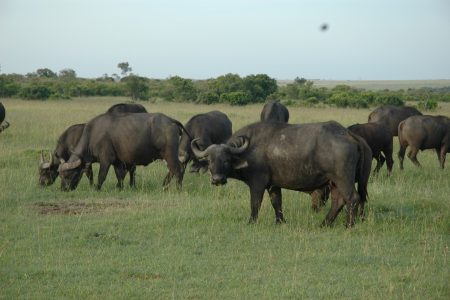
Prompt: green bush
<box><xmin>196</xmin><ymin>91</ymin><xmax>220</xmax><ymax>104</ymax></box>
<box><xmin>375</xmin><ymin>94</ymin><xmax>404</xmax><ymax>106</ymax></box>
<box><xmin>220</xmin><ymin>91</ymin><xmax>251</xmax><ymax>106</ymax></box>
<box><xmin>19</xmin><ymin>84</ymin><xmax>51</xmax><ymax>100</ymax></box>
<box><xmin>0</xmin><ymin>76</ymin><xmax>21</xmax><ymax>97</ymax></box>
<box><xmin>417</xmin><ymin>100</ymin><xmax>438</xmax><ymax>111</ymax></box>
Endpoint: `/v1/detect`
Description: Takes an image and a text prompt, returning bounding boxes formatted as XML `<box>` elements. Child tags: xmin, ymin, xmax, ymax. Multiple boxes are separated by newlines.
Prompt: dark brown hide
<box><xmin>348</xmin><ymin>122</ymin><xmax>393</xmax><ymax>175</ymax></box>
<box><xmin>368</xmin><ymin>105</ymin><xmax>422</xmax><ymax>136</ymax></box>
<box><xmin>178</xmin><ymin>111</ymin><xmax>232</xmax><ymax>173</ymax></box>
<box><xmin>260</xmin><ymin>101</ymin><xmax>289</xmax><ymax>123</ymax></box>
<box><xmin>58</xmin><ymin>113</ymin><xmax>186</xmax><ymax>191</ymax></box>
<box><xmin>398</xmin><ymin>115</ymin><xmax>450</xmax><ymax>169</ymax></box>
<box><xmin>192</xmin><ymin>121</ymin><xmax>372</xmax><ymax>227</ymax></box>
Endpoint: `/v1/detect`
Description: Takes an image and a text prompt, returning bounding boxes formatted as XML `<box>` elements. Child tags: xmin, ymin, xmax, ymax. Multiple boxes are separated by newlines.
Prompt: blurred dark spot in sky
<box><xmin>320</xmin><ymin>23</ymin><xmax>329</xmax><ymax>32</ymax></box>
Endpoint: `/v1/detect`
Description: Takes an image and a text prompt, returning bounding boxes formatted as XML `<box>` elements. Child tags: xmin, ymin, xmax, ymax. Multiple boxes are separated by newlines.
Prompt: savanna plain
<box><xmin>0</xmin><ymin>98</ymin><xmax>449</xmax><ymax>299</ymax></box>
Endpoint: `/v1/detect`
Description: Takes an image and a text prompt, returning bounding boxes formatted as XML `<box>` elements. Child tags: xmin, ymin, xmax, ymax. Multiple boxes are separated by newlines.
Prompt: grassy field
<box><xmin>0</xmin><ymin>98</ymin><xmax>449</xmax><ymax>299</ymax></box>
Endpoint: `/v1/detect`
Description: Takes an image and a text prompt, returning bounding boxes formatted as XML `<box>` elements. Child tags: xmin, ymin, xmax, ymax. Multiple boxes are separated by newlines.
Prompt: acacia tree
<box><xmin>58</xmin><ymin>68</ymin><xmax>76</xmax><ymax>79</ymax></box>
<box><xmin>36</xmin><ymin>68</ymin><xmax>57</xmax><ymax>78</ymax></box>
<box><xmin>117</xmin><ymin>62</ymin><xmax>132</xmax><ymax>77</ymax></box>
<box><xmin>124</xmin><ymin>75</ymin><xmax>149</xmax><ymax>100</ymax></box>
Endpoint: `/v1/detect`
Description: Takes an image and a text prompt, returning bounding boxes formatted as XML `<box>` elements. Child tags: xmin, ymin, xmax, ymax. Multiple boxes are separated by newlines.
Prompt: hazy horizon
<box><xmin>1</xmin><ymin>0</ymin><xmax>449</xmax><ymax>80</ymax></box>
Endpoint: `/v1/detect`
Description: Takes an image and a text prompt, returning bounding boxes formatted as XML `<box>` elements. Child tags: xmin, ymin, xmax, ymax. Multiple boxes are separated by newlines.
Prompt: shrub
<box><xmin>417</xmin><ymin>100</ymin><xmax>438</xmax><ymax>111</ymax></box>
<box><xmin>196</xmin><ymin>91</ymin><xmax>220</xmax><ymax>104</ymax></box>
<box><xmin>220</xmin><ymin>91</ymin><xmax>251</xmax><ymax>106</ymax></box>
<box><xmin>19</xmin><ymin>84</ymin><xmax>51</xmax><ymax>100</ymax></box>
<box><xmin>375</xmin><ymin>95</ymin><xmax>404</xmax><ymax>106</ymax></box>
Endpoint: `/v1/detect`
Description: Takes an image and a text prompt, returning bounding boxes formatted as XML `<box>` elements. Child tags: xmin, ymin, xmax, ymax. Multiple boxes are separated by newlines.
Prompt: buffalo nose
<box><xmin>211</xmin><ymin>174</ymin><xmax>227</xmax><ymax>185</ymax></box>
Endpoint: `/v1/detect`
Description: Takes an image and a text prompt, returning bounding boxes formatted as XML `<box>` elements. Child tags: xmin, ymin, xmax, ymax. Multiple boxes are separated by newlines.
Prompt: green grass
<box><xmin>0</xmin><ymin>98</ymin><xmax>449</xmax><ymax>299</ymax></box>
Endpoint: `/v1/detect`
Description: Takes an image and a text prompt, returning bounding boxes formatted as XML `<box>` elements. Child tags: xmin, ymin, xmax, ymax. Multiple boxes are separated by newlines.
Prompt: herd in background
<box><xmin>1</xmin><ymin>100</ymin><xmax>448</xmax><ymax>227</ymax></box>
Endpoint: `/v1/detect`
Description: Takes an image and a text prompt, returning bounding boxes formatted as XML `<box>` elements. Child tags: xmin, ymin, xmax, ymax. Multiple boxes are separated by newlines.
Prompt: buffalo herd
<box><xmin>37</xmin><ymin>100</ymin><xmax>449</xmax><ymax>227</ymax></box>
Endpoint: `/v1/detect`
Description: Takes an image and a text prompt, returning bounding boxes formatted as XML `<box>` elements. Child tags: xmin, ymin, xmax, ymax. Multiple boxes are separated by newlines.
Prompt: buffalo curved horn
<box><xmin>228</xmin><ymin>136</ymin><xmax>249</xmax><ymax>154</ymax></box>
<box><xmin>40</xmin><ymin>151</ymin><xmax>45</xmax><ymax>164</ymax></box>
<box><xmin>47</xmin><ymin>151</ymin><xmax>53</xmax><ymax>167</ymax></box>
<box><xmin>191</xmin><ymin>139</ymin><xmax>213</xmax><ymax>159</ymax></box>
<box><xmin>58</xmin><ymin>158</ymin><xmax>82</xmax><ymax>172</ymax></box>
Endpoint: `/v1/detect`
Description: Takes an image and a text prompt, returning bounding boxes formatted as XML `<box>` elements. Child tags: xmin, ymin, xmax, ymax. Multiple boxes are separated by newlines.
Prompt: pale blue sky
<box><xmin>1</xmin><ymin>0</ymin><xmax>449</xmax><ymax>79</ymax></box>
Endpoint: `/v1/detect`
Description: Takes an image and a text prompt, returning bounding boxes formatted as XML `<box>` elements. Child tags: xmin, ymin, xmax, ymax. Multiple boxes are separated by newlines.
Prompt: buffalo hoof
<box><xmin>248</xmin><ymin>217</ymin><xmax>257</xmax><ymax>224</ymax></box>
<box><xmin>276</xmin><ymin>218</ymin><xmax>287</xmax><ymax>224</ymax></box>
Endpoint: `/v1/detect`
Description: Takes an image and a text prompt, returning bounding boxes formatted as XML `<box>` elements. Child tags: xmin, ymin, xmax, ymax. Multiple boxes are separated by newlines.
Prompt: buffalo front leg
<box><xmin>268</xmin><ymin>186</ymin><xmax>286</xmax><ymax>223</ymax></box>
<box><xmin>248</xmin><ymin>186</ymin><xmax>265</xmax><ymax>224</ymax></box>
<box><xmin>96</xmin><ymin>163</ymin><xmax>111</xmax><ymax>190</ymax></box>
<box><xmin>84</xmin><ymin>164</ymin><xmax>94</xmax><ymax>186</ymax></box>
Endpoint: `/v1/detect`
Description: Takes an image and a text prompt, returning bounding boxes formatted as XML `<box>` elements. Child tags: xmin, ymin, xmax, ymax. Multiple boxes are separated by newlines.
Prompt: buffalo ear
<box><xmin>232</xmin><ymin>158</ymin><xmax>248</xmax><ymax>169</ymax></box>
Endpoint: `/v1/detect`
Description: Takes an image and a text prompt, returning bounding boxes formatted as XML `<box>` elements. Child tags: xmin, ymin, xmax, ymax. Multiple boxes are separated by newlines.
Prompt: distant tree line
<box><xmin>0</xmin><ymin>67</ymin><xmax>449</xmax><ymax>110</ymax></box>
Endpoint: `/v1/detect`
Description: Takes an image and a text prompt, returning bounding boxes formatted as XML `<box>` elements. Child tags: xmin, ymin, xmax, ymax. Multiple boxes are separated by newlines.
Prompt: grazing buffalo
<box><xmin>106</xmin><ymin>103</ymin><xmax>147</xmax><ymax>114</ymax></box>
<box><xmin>191</xmin><ymin>121</ymin><xmax>372</xmax><ymax>227</ymax></box>
<box><xmin>260</xmin><ymin>101</ymin><xmax>289</xmax><ymax>123</ymax></box>
<box><xmin>368</xmin><ymin>105</ymin><xmax>422</xmax><ymax>136</ymax></box>
<box><xmin>178</xmin><ymin>111</ymin><xmax>232</xmax><ymax>173</ymax></box>
<box><xmin>58</xmin><ymin>113</ymin><xmax>187</xmax><ymax>191</ymax></box>
<box><xmin>398</xmin><ymin>115</ymin><xmax>450</xmax><ymax>169</ymax></box>
<box><xmin>39</xmin><ymin>124</ymin><xmax>94</xmax><ymax>186</ymax></box>
<box><xmin>348</xmin><ymin>122</ymin><xmax>394</xmax><ymax>175</ymax></box>
<box><xmin>0</xmin><ymin>102</ymin><xmax>10</xmax><ymax>133</ymax></box>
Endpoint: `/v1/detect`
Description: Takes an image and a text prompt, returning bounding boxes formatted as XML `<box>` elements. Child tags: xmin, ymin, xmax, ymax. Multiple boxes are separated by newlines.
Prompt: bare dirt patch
<box><xmin>125</xmin><ymin>272</ymin><xmax>163</xmax><ymax>281</ymax></box>
<box><xmin>33</xmin><ymin>201</ymin><xmax>130</xmax><ymax>215</ymax></box>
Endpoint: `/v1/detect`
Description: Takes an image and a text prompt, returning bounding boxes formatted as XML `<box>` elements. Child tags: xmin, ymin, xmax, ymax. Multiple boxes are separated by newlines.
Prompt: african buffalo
<box><xmin>178</xmin><ymin>111</ymin><xmax>232</xmax><ymax>173</ymax></box>
<box><xmin>0</xmin><ymin>102</ymin><xmax>10</xmax><ymax>133</ymax></box>
<box><xmin>262</xmin><ymin>102</ymin><xmax>330</xmax><ymax>211</ymax></box>
<box><xmin>38</xmin><ymin>124</ymin><xmax>94</xmax><ymax>186</ymax></box>
<box><xmin>368</xmin><ymin>105</ymin><xmax>422</xmax><ymax>136</ymax></box>
<box><xmin>58</xmin><ymin>113</ymin><xmax>187</xmax><ymax>191</ymax></box>
<box><xmin>107</xmin><ymin>103</ymin><xmax>147</xmax><ymax>114</ymax></box>
<box><xmin>192</xmin><ymin>121</ymin><xmax>372</xmax><ymax>227</ymax></box>
<box><xmin>398</xmin><ymin>115</ymin><xmax>450</xmax><ymax>169</ymax></box>
<box><xmin>348</xmin><ymin>122</ymin><xmax>393</xmax><ymax>175</ymax></box>
<box><xmin>260</xmin><ymin>101</ymin><xmax>289</xmax><ymax>123</ymax></box>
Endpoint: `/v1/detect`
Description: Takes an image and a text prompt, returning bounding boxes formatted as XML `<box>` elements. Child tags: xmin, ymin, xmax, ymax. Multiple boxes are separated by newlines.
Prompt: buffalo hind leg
<box><xmin>322</xmin><ymin>181</ymin><xmax>358</xmax><ymax>227</ymax></box>
<box><xmin>128</xmin><ymin>164</ymin><xmax>136</xmax><ymax>187</ymax></box>
<box><xmin>163</xmin><ymin>158</ymin><xmax>185</xmax><ymax>190</ymax></box>
<box><xmin>97</xmin><ymin>163</ymin><xmax>111</xmax><ymax>190</ymax></box>
<box><xmin>373</xmin><ymin>153</ymin><xmax>385</xmax><ymax>174</ymax></box>
<box><xmin>268</xmin><ymin>186</ymin><xmax>286</xmax><ymax>223</ymax></box>
<box><xmin>438</xmin><ymin>145</ymin><xmax>448</xmax><ymax>169</ymax></box>
<box><xmin>384</xmin><ymin>149</ymin><xmax>394</xmax><ymax>176</ymax></box>
<box><xmin>321</xmin><ymin>184</ymin><xmax>345</xmax><ymax>227</ymax></box>
<box><xmin>248</xmin><ymin>186</ymin><xmax>265</xmax><ymax>224</ymax></box>
<box><xmin>407</xmin><ymin>147</ymin><xmax>421</xmax><ymax>167</ymax></box>
<box><xmin>398</xmin><ymin>145</ymin><xmax>407</xmax><ymax>170</ymax></box>
<box><xmin>113</xmin><ymin>164</ymin><xmax>127</xmax><ymax>189</ymax></box>
<box><xmin>310</xmin><ymin>187</ymin><xmax>329</xmax><ymax>212</ymax></box>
